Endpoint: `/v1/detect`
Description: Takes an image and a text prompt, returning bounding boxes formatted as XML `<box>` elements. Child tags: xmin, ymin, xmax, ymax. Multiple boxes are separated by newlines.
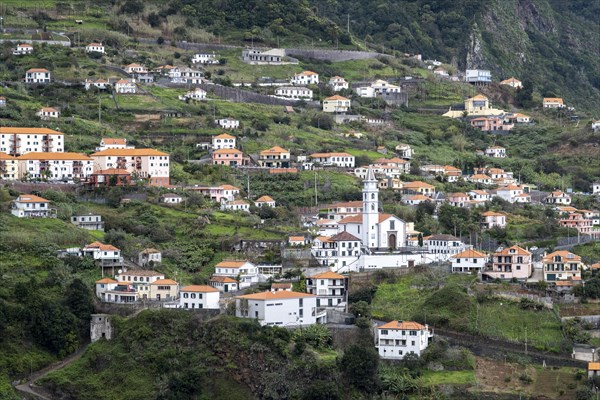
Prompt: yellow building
<box><xmin>149</xmin><ymin>278</ymin><xmax>179</xmax><ymax>301</ymax></box>
<box><xmin>443</xmin><ymin>94</ymin><xmax>505</xmax><ymax>118</ymax></box>
<box><xmin>0</xmin><ymin>153</ymin><xmax>18</xmax><ymax>180</ymax></box>
<box><xmin>322</xmin><ymin>95</ymin><xmax>351</xmax><ymax>113</ymax></box>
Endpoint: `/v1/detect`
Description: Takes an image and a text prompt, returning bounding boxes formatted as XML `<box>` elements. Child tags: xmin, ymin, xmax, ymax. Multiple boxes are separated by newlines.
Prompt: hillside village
<box><xmin>0</xmin><ymin>1</ymin><xmax>600</xmax><ymax>400</ymax></box>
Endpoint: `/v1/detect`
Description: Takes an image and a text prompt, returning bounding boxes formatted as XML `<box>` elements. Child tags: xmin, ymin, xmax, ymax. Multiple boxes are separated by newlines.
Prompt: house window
<box><xmin>381</xmin><ymin>330</ymin><xmax>388</xmax><ymax>335</ymax></box>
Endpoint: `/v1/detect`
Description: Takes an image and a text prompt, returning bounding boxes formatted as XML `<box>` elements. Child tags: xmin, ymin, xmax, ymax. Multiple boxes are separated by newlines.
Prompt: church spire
<box><xmin>364</xmin><ymin>165</ymin><xmax>376</xmax><ymax>183</ymax></box>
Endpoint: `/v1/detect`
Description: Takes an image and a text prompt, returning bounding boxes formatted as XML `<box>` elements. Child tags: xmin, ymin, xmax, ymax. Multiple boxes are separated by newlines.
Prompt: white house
<box><xmin>433</xmin><ymin>67</ymin><xmax>449</xmax><ymax>77</ymax></box>
<box><xmin>37</xmin><ymin>107</ymin><xmax>60</xmax><ymax>120</ymax></box>
<box><xmin>275</xmin><ymin>86</ymin><xmax>313</xmax><ymax>100</ymax></box>
<box><xmin>160</xmin><ymin>193</ymin><xmax>183</xmax><ymax>204</ymax></box>
<box><xmin>123</xmin><ymin>63</ymin><xmax>147</xmax><ymax>74</ymax></box>
<box><xmin>221</xmin><ymin>200</ymin><xmax>250</xmax><ymax>213</ymax></box>
<box><xmin>322</xmin><ymin>95</ymin><xmax>351</xmax><ymax>113</ymax></box>
<box><xmin>355</xmin><ymin>79</ymin><xmax>401</xmax><ymax>98</ymax></box>
<box><xmin>0</xmin><ymin>127</ymin><xmax>65</xmax><ymax>156</ymax></box>
<box><xmin>213</xmin><ymin>260</ymin><xmax>259</xmax><ymax>289</ymax></box>
<box><xmin>16</xmin><ymin>152</ymin><xmax>94</xmax><ymax>181</ymax></box>
<box><xmin>12</xmin><ymin>44</ymin><xmax>34</xmax><ymax>55</ymax></box>
<box><xmin>485</xmin><ymin>146</ymin><xmax>506</xmax><ymax>158</ymax></box>
<box><xmin>215</xmin><ymin>118</ymin><xmax>240</xmax><ymax>129</ymax></box>
<box><xmin>114</xmin><ymin>79</ymin><xmax>137</xmax><ymax>94</ymax></box>
<box><xmin>90</xmin><ymin>148</ymin><xmax>170</xmax><ymax>187</ymax></box>
<box><xmin>71</xmin><ymin>214</ymin><xmax>104</xmax><ymax>231</ymax></box>
<box><xmin>255</xmin><ymin>195</ymin><xmax>276</xmax><ymax>208</ymax></box>
<box><xmin>191</xmin><ymin>53</ymin><xmax>219</xmax><ymax>64</ymax></box>
<box><xmin>209</xmin><ymin>276</ymin><xmax>239</xmax><ymax>293</ymax></box>
<box><xmin>310</xmin><ymin>152</ymin><xmax>355</xmax><ymax>168</ymax></box>
<box><xmin>290</xmin><ymin>71</ymin><xmax>319</xmax><ymax>85</ymax></box>
<box><xmin>82</xmin><ymin>241</ymin><xmax>123</xmax><ymax>267</ymax></box>
<box><xmin>592</xmin><ymin>121</ymin><xmax>600</xmax><ymax>133</ymax></box>
<box><xmin>482</xmin><ymin>211</ymin><xmax>507</xmax><ymax>229</ymax></box>
<box><xmin>468</xmin><ymin>190</ymin><xmax>491</xmax><ymax>205</ymax></box>
<box><xmin>85</xmin><ymin>42</ymin><xmax>105</xmax><ymax>54</ymax></box>
<box><xmin>375</xmin><ymin>320</ymin><xmax>433</xmax><ymax>360</ymax></box>
<box><xmin>180</xmin><ymin>285</ymin><xmax>220</xmax><ymax>309</ymax></box>
<box><xmin>451</xmin><ymin>249</ymin><xmax>488</xmax><ymax>273</ymax></box>
<box><xmin>85</xmin><ymin>78</ymin><xmax>109</xmax><ymax>91</ymax></box>
<box><xmin>115</xmin><ymin>269</ymin><xmax>165</xmax><ymax>301</ymax></box>
<box><xmin>95</xmin><ymin>278</ymin><xmax>118</xmax><ymax>299</ymax></box>
<box><xmin>138</xmin><ymin>248</ymin><xmax>162</xmax><ymax>267</ymax></box>
<box><xmin>395</xmin><ymin>144</ymin><xmax>413</xmax><ymax>159</ymax></box>
<box><xmin>329</xmin><ymin>76</ymin><xmax>348</xmax><ymax>91</ymax></box>
<box><xmin>543</xmin><ymin>98</ymin><xmax>564</xmax><ymax>109</ymax></box>
<box><xmin>402</xmin><ymin>194</ymin><xmax>430</xmax><ymax>206</ymax></box>
<box><xmin>500</xmin><ymin>77</ymin><xmax>522</xmax><ymax>88</ymax></box>
<box><xmin>235</xmin><ymin>291</ymin><xmax>325</xmax><ymax>326</ymax></box>
<box><xmin>311</xmin><ymin>231</ymin><xmax>362</xmax><ymax>271</ymax></box>
<box><xmin>170</xmin><ymin>67</ymin><xmax>204</xmax><ymax>84</ymax></box>
<box><xmin>424</xmin><ymin>234</ymin><xmax>470</xmax><ymax>261</ymax></box>
<box><xmin>96</xmin><ymin>138</ymin><xmax>131</xmax><ymax>151</ymax></box>
<box><xmin>306</xmin><ymin>271</ymin><xmax>348</xmax><ymax>308</ymax></box>
<box><xmin>593</xmin><ymin>182</ymin><xmax>600</xmax><ymax>194</ymax></box>
<box><xmin>25</xmin><ymin>68</ymin><xmax>51</xmax><ymax>84</ymax></box>
<box><xmin>545</xmin><ymin>190</ymin><xmax>571</xmax><ymax>205</ymax></box>
<box><xmin>11</xmin><ymin>194</ymin><xmax>54</xmax><ymax>218</ymax></box>
<box><xmin>212</xmin><ymin>133</ymin><xmax>236</xmax><ymax>150</ymax></box>
<box><xmin>179</xmin><ymin>87</ymin><xmax>206</xmax><ymax>101</ymax></box>
<box><xmin>495</xmin><ymin>185</ymin><xmax>530</xmax><ymax>203</ymax></box>
<box><xmin>465</xmin><ymin>69</ymin><xmax>491</xmax><ymax>84</ymax></box>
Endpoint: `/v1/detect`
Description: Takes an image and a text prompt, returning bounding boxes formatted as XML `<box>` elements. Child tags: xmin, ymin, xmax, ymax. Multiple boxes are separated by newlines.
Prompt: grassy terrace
<box><xmin>371</xmin><ymin>273</ymin><xmax>566</xmax><ymax>352</ymax></box>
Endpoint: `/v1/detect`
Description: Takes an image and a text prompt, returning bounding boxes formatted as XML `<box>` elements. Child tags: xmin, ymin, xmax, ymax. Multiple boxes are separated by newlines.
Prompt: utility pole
<box><xmin>347</xmin><ymin>14</ymin><xmax>350</xmax><ymax>34</ymax></box>
<box><xmin>98</xmin><ymin>86</ymin><xmax>101</xmax><ymax>125</ymax></box>
<box><xmin>314</xmin><ymin>172</ymin><xmax>318</xmax><ymax>206</ymax></box>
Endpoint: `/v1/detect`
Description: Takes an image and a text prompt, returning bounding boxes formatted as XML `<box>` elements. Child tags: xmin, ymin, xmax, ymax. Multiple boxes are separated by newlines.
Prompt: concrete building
<box><xmin>0</xmin><ymin>127</ymin><xmax>64</xmax><ymax>157</ymax></box>
<box><xmin>306</xmin><ymin>271</ymin><xmax>348</xmax><ymax>309</ymax></box>
<box><xmin>375</xmin><ymin>320</ymin><xmax>433</xmax><ymax>360</ymax></box>
<box><xmin>235</xmin><ymin>291</ymin><xmax>325</xmax><ymax>326</ymax></box>
<box><xmin>71</xmin><ymin>214</ymin><xmax>104</xmax><ymax>231</ymax></box>
<box><xmin>180</xmin><ymin>285</ymin><xmax>220</xmax><ymax>309</ymax></box>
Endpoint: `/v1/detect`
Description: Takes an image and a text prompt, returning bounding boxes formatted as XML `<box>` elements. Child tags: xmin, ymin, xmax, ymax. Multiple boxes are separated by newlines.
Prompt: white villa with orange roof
<box><xmin>291</xmin><ymin>70</ymin><xmax>319</xmax><ymax>85</ymax></box>
<box><xmin>499</xmin><ymin>77</ymin><xmax>522</xmax><ymax>88</ymax></box>
<box><xmin>495</xmin><ymin>185</ymin><xmax>530</xmax><ymax>203</ymax></box>
<box><xmin>543</xmin><ymin>97</ymin><xmax>564</xmax><ymax>108</ymax></box>
<box><xmin>482</xmin><ymin>211</ymin><xmax>507</xmax><ymax>229</ymax></box>
<box><xmin>447</xmin><ymin>192</ymin><xmax>470</xmax><ymax>207</ymax></box>
<box><xmin>180</xmin><ymin>285</ymin><xmax>220</xmax><ymax>309</ymax></box>
<box><xmin>310</xmin><ymin>152</ymin><xmax>355</xmax><ymax>168</ymax></box>
<box><xmin>123</xmin><ymin>63</ymin><xmax>147</xmax><ymax>74</ymax></box>
<box><xmin>288</xmin><ymin>236</ymin><xmax>307</xmax><ymax>246</ymax></box>
<box><xmin>85</xmin><ymin>42</ymin><xmax>105</xmax><ymax>54</ymax></box>
<box><xmin>468</xmin><ymin>189</ymin><xmax>491</xmax><ymax>204</ymax></box>
<box><xmin>25</xmin><ymin>68</ymin><xmax>51</xmax><ymax>84</ymax></box>
<box><xmin>189</xmin><ymin>184</ymin><xmax>240</xmax><ymax>203</ymax></box>
<box><xmin>12</xmin><ymin>43</ymin><xmax>33</xmax><ymax>55</ymax></box>
<box><xmin>322</xmin><ymin>95</ymin><xmax>351</xmax><ymax>113</ymax></box>
<box><xmin>451</xmin><ymin>249</ymin><xmax>488</xmax><ymax>273</ymax></box>
<box><xmin>179</xmin><ymin>87</ymin><xmax>207</xmax><ymax>101</ymax></box>
<box><xmin>468</xmin><ymin>174</ymin><xmax>493</xmax><ymax>185</ymax></box>
<box><xmin>306</xmin><ymin>271</ymin><xmax>348</xmax><ymax>308</ymax></box>
<box><xmin>543</xmin><ymin>251</ymin><xmax>583</xmax><ymax>282</ymax></box>
<box><xmin>355</xmin><ymin>79</ymin><xmax>401</xmax><ymax>98</ymax></box>
<box><xmin>85</xmin><ymin>78</ymin><xmax>110</xmax><ymax>91</ymax></box>
<box><xmin>215</xmin><ymin>117</ymin><xmax>240</xmax><ymax>129</ymax></box>
<box><xmin>90</xmin><ymin>148</ymin><xmax>170</xmax><ymax>186</ymax></box>
<box><xmin>212</xmin><ymin>133</ymin><xmax>236</xmax><ymax>150</ymax></box>
<box><xmin>209</xmin><ymin>276</ymin><xmax>239</xmax><ymax>293</ymax></box>
<box><xmin>11</xmin><ymin>194</ymin><xmax>55</xmax><ymax>218</ymax></box>
<box><xmin>402</xmin><ymin>194</ymin><xmax>430</xmax><ymax>206</ymax></box>
<box><xmin>402</xmin><ymin>181</ymin><xmax>436</xmax><ymax>196</ymax></box>
<box><xmin>376</xmin><ymin>320</ymin><xmax>433</xmax><ymax>359</ymax></box>
<box><xmin>82</xmin><ymin>241</ymin><xmax>123</xmax><ymax>267</ymax></box>
<box><xmin>328</xmin><ymin>76</ymin><xmax>348</xmax><ymax>91</ymax></box>
<box><xmin>258</xmin><ymin>146</ymin><xmax>290</xmax><ymax>168</ymax></box>
<box><xmin>255</xmin><ymin>195</ymin><xmax>276</xmax><ymax>207</ymax></box>
<box><xmin>17</xmin><ymin>152</ymin><xmax>94</xmax><ymax>181</ymax></box>
<box><xmin>0</xmin><ymin>153</ymin><xmax>18</xmax><ymax>180</ymax></box>
<box><xmin>235</xmin><ymin>291</ymin><xmax>325</xmax><ymax>326</ymax></box>
<box><xmin>97</xmin><ymin>138</ymin><xmax>131</xmax><ymax>151</ymax></box>
<box><xmin>36</xmin><ymin>107</ymin><xmax>60</xmax><ymax>120</ymax></box>
<box><xmin>545</xmin><ymin>190</ymin><xmax>571</xmax><ymax>205</ymax></box>
<box><xmin>213</xmin><ymin>260</ymin><xmax>259</xmax><ymax>288</ymax></box>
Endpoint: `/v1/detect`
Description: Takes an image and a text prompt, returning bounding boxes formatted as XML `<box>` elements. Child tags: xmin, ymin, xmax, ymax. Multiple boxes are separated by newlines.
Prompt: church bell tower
<box><xmin>362</xmin><ymin>166</ymin><xmax>379</xmax><ymax>248</ymax></box>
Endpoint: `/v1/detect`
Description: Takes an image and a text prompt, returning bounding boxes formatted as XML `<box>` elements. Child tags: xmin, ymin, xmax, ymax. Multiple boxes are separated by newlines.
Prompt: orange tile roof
<box><xmin>470</xmin><ymin>174</ymin><xmax>491</xmax><ymax>180</ymax></box>
<box><xmin>18</xmin><ymin>44</ymin><xmax>33</xmax><ymax>47</ymax></box>
<box><xmin>236</xmin><ymin>291</ymin><xmax>315</xmax><ymax>300</ymax></box>
<box><xmin>495</xmin><ymin>245</ymin><xmax>530</xmax><ymax>256</ymax></box>
<box><xmin>269</xmin><ymin>168</ymin><xmax>297</xmax><ymax>174</ymax></box>
<box><xmin>309</xmin><ymin>271</ymin><xmax>345</xmax><ymax>279</ymax></box>
<box><xmin>271</xmin><ymin>282</ymin><xmax>292</xmax><ymax>289</ymax></box>
<box><xmin>151</xmin><ymin>279</ymin><xmax>178</xmax><ymax>285</ymax></box>
<box><xmin>403</xmin><ymin>181</ymin><xmax>435</xmax><ymax>189</ymax></box>
<box><xmin>543</xmin><ymin>251</ymin><xmax>582</xmax><ymax>262</ymax></box>
<box><xmin>27</xmin><ymin>68</ymin><xmax>49</xmax><ymax>73</ymax></box>
<box><xmin>377</xmin><ymin>320</ymin><xmax>428</xmax><ymax>330</ymax></box>
<box><xmin>447</xmin><ymin>192</ymin><xmax>469</xmax><ymax>198</ymax></box>
<box><xmin>482</xmin><ymin>211</ymin><xmax>505</xmax><ymax>217</ymax></box>
<box><xmin>315</xmin><ymin>236</ymin><xmax>333</xmax><ymax>242</ymax></box>
<box><xmin>84</xmin><ymin>241</ymin><xmax>119</xmax><ymax>251</ymax></box>
<box><xmin>329</xmin><ymin>201</ymin><xmax>363</xmax><ymax>209</ymax></box>
<box><xmin>17</xmin><ymin>152</ymin><xmax>91</xmax><ymax>161</ymax></box>
<box><xmin>219</xmin><ymin>184</ymin><xmax>240</xmax><ymax>190</ymax></box>
<box><xmin>213</xmin><ymin>148</ymin><xmax>243</xmax><ymax>155</ymax></box>
<box><xmin>210</xmin><ymin>276</ymin><xmax>238</xmax><ymax>283</ymax></box>
<box><xmin>0</xmin><ymin>127</ymin><xmax>63</xmax><ymax>135</ymax></box>
<box><xmin>15</xmin><ymin>194</ymin><xmax>49</xmax><ymax>203</ymax></box>
<box><xmin>296</xmin><ymin>70</ymin><xmax>317</xmax><ymax>76</ymax></box>
<box><xmin>451</xmin><ymin>249</ymin><xmax>487</xmax><ymax>259</ymax></box>
<box><xmin>181</xmin><ymin>285</ymin><xmax>218</xmax><ymax>293</ymax></box>
<box><xmin>288</xmin><ymin>236</ymin><xmax>305</xmax><ymax>242</ymax></box>
<box><xmin>471</xmin><ymin>94</ymin><xmax>488</xmax><ymax>100</ymax></box>
<box><xmin>91</xmin><ymin>148</ymin><xmax>169</xmax><ymax>157</ymax></box>
<box><xmin>96</xmin><ymin>278</ymin><xmax>118</xmax><ymax>284</ymax></box>
<box><xmin>40</xmin><ymin>107</ymin><xmax>59</xmax><ymax>113</ymax></box>
<box><xmin>228</xmin><ymin>200</ymin><xmax>249</xmax><ymax>206</ymax></box>
<box><xmin>405</xmin><ymin>194</ymin><xmax>430</xmax><ymax>201</ymax></box>
<box><xmin>214</xmin><ymin>133</ymin><xmax>235</xmax><ymax>139</ymax></box>
<box><xmin>88</xmin><ymin>42</ymin><xmax>103</xmax><ymax>46</ymax></box>
<box><xmin>543</xmin><ymin>97</ymin><xmax>564</xmax><ymax>104</ymax></box>
<box><xmin>589</xmin><ymin>363</ymin><xmax>600</xmax><ymax>371</ymax></box>
<box><xmin>337</xmin><ymin>215</ymin><xmax>362</xmax><ymax>224</ymax></box>
<box><xmin>0</xmin><ymin>153</ymin><xmax>17</xmax><ymax>160</ymax></box>
<box><xmin>102</xmin><ymin>138</ymin><xmax>126</xmax><ymax>145</ymax></box>
<box><xmin>324</xmin><ymin>95</ymin><xmax>350</xmax><ymax>101</ymax></box>
<box><xmin>260</xmin><ymin>146</ymin><xmax>289</xmax><ymax>155</ymax></box>
<box><xmin>590</xmin><ymin>263</ymin><xmax>600</xmax><ymax>270</ymax></box>
<box><xmin>216</xmin><ymin>260</ymin><xmax>249</xmax><ymax>268</ymax></box>
<box><xmin>120</xmin><ymin>270</ymin><xmax>163</xmax><ymax>277</ymax></box>
<box><xmin>555</xmin><ymin>281</ymin><xmax>573</xmax><ymax>287</ymax></box>
<box><xmin>256</xmin><ymin>195</ymin><xmax>274</xmax><ymax>202</ymax></box>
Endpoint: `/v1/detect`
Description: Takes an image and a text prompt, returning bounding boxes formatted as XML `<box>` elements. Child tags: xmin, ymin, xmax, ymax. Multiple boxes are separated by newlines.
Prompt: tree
<box><xmin>350</xmin><ymin>300</ymin><xmax>371</xmax><ymax>318</ymax></box>
<box><xmin>340</xmin><ymin>344</ymin><xmax>379</xmax><ymax>391</ymax></box>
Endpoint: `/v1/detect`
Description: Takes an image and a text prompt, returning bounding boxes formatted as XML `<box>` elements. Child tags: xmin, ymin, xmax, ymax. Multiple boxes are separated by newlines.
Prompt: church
<box><xmin>312</xmin><ymin>167</ymin><xmax>409</xmax><ymax>271</ymax></box>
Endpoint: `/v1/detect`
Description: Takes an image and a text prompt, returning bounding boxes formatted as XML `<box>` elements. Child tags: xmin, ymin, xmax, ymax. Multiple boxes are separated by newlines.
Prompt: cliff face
<box><xmin>317</xmin><ymin>0</ymin><xmax>600</xmax><ymax>110</ymax></box>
